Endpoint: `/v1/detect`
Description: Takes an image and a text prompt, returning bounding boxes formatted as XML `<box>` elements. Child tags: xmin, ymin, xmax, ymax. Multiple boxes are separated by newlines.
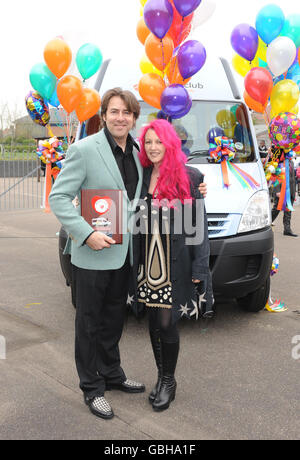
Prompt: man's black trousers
<box><xmin>72</xmin><ymin>256</ymin><xmax>130</xmax><ymax>399</ymax></box>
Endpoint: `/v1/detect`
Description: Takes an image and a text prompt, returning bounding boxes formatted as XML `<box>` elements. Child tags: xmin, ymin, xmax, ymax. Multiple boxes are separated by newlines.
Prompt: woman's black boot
<box><xmin>149</xmin><ymin>329</ymin><xmax>162</xmax><ymax>403</ymax></box>
<box><xmin>152</xmin><ymin>340</ymin><xmax>179</xmax><ymax>412</ymax></box>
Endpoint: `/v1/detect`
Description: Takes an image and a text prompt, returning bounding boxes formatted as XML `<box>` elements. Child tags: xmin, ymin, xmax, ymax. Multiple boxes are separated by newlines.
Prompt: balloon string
<box><xmin>53</xmin><ymin>109</ymin><xmax>69</xmax><ymax>146</ymax></box>
<box><xmin>171</xmin><ymin>16</ymin><xmax>185</xmax><ymax>85</ymax></box>
<box><xmin>263</xmin><ymin>109</ymin><xmax>270</xmax><ymax>126</ymax></box>
<box><xmin>160</xmin><ymin>39</ymin><xmax>166</xmax><ymax>79</ymax></box>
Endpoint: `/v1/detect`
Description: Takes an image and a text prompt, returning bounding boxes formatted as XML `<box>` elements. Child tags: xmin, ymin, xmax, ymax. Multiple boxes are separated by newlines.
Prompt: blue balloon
<box><xmin>207</xmin><ymin>126</ymin><xmax>224</xmax><ymax>144</ymax></box>
<box><xmin>255</xmin><ymin>4</ymin><xmax>285</xmax><ymax>45</ymax></box>
<box><xmin>47</xmin><ymin>86</ymin><xmax>60</xmax><ymax>108</ymax></box>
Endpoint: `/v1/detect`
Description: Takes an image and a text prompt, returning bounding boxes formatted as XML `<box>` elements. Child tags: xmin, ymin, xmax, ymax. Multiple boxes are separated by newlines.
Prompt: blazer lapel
<box><xmin>141</xmin><ymin>166</ymin><xmax>153</xmax><ymax>198</ymax></box>
<box><xmin>132</xmin><ymin>147</ymin><xmax>143</xmax><ymax>201</ymax></box>
<box><xmin>95</xmin><ymin>131</ymin><xmax>125</xmax><ymax>190</ymax></box>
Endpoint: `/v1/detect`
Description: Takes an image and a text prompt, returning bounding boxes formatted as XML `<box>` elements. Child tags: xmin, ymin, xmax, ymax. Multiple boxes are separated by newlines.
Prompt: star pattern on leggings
<box><xmin>127</xmin><ymin>294</ymin><xmax>134</xmax><ymax>306</ymax></box>
<box><xmin>179</xmin><ymin>303</ymin><xmax>190</xmax><ymax>317</ymax></box>
<box><xmin>190</xmin><ymin>300</ymin><xmax>200</xmax><ymax>320</ymax></box>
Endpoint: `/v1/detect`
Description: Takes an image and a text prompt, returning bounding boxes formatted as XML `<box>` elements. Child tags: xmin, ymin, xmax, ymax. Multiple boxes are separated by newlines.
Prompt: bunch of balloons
<box><xmin>270</xmin><ymin>254</ymin><xmax>279</xmax><ymax>277</ymax></box>
<box><xmin>264</xmin><ymin>158</ymin><xmax>284</xmax><ymax>186</ymax></box>
<box><xmin>27</xmin><ymin>37</ymin><xmax>103</xmax><ymax>142</ymax></box>
<box><xmin>137</xmin><ymin>0</ymin><xmax>213</xmax><ymax>118</ymax></box>
<box><xmin>231</xmin><ymin>4</ymin><xmax>300</xmax><ymax>120</ymax></box>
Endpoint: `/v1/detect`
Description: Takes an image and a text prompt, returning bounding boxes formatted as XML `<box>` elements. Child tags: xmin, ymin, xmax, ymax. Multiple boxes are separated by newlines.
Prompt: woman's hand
<box><xmin>198</xmin><ymin>182</ymin><xmax>207</xmax><ymax>198</ymax></box>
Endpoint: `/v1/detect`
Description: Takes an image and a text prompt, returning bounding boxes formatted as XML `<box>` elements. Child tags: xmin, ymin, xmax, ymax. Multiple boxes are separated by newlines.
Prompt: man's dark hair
<box><xmin>100</xmin><ymin>87</ymin><xmax>140</xmax><ymax>123</ymax></box>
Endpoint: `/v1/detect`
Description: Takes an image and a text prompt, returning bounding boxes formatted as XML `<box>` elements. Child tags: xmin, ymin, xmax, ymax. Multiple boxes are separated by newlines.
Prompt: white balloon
<box><xmin>192</xmin><ymin>0</ymin><xmax>216</xmax><ymax>29</ymax></box>
<box><xmin>267</xmin><ymin>36</ymin><xmax>297</xmax><ymax>77</ymax></box>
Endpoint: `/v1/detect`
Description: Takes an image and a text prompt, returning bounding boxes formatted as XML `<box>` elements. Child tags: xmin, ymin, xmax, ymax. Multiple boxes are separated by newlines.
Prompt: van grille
<box><xmin>207</xmin><ymin>213</ymin><xmax>230</xmax><ymax>237</ymax></box>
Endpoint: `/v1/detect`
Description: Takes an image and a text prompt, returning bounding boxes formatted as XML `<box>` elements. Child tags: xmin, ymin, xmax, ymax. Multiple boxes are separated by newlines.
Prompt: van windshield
<box><xmin>133</xmin><ymin>101</ymin><xmax>256</xmax><ymax>164</ymax></box>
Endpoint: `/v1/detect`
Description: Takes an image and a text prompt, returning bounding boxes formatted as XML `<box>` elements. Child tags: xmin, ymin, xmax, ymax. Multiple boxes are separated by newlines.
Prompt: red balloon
<box><xmin>168</xmin><ymin>0</ymin><xmax>193</xmax><ymax>47</ymax></box>
<box><xmin>244</xmin><ymin>67</ymin><xmax>273</xmax><ymax>106</ymax></box>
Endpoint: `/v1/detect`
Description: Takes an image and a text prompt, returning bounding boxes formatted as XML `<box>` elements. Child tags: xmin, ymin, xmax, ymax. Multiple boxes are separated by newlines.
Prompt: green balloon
<box><xmin>280</xmin><ymin>14</ymin><xmax>300</xmax><ymax>48</ymax></box>
<box><xmin>76</xmin><ymin>43</ymin><xmax>103</xmax><ymax>80</ymax></box>
<box><xmin>29</xmin><ymin>63</ymin><xmax>56</xmax><ymax>100</ymax></box>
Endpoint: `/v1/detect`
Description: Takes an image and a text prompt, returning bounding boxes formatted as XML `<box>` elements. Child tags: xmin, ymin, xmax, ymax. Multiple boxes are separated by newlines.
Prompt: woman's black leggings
<box><xmin>148</xmin><ymin>308</ymin><xmax>179</xmax><ymax>343</ymax></box>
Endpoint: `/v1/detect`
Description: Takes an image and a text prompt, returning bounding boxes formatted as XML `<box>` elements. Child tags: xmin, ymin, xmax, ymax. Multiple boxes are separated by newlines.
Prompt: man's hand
<box><xmin>198</xmin><ymin>182</ymin><xmax>207</xmax><ymax>198</ymax></box>
<box><xmin>86</xmin><ymin>231</ymin><xmax>116</xmax><ymax>251</ymax></box>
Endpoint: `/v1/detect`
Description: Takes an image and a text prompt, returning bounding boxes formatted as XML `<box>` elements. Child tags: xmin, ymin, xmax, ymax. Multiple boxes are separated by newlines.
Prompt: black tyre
<box><xmin>237</xmin><ymin>276</ymin><xmax>270</xmax><ymax>313</ymax></box>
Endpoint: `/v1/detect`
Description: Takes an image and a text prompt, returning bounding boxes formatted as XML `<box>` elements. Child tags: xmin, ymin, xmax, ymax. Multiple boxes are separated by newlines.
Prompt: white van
<box><xmin>60</xmin><ymin>56</ymin><xmax>274</xmax><ymax>312</ymax></box>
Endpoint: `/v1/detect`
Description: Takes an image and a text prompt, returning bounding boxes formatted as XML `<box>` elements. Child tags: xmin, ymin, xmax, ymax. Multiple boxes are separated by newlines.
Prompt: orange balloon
<box><xmin>138</xmin><ymin>73</ymin><xmax>166</xmax><ymax>109</ymax></box>
<box><xmin>243</xmin><ymin>90</ymin><xmax>266</xmax><ymax>114</ymax></box>
<box><xmin>57</xmin><ymin>75</ymin><xmax>83</xmax><ymax>114</ymax></box>
<box><xmin>166</xmin><ymin>57</ymin><xmax>191</xmax><ymax>85</ymax></box>
<box><xmin>75</xmin><ymin>88</ymin><xmax>101</xmax><ymax>123</ymax></box>
<box><xmin>145</xmin><ymin>34</ymin><xmax>174</xmax><ymax>71</ymax></box>
<box><xmin>44</xmin><ymin>38</ymin><xmax>72</xmax><ymax>79</ymax></box>
<box><xmin>136</xmin><ymin>17</ymin><xmax>151</xmax><ymax>45</ymax></box>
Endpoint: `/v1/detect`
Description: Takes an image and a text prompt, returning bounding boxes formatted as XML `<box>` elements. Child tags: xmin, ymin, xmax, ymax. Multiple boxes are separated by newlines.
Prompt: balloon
<box><xmin>192</xmin><ymin>0</ymin><xmax>216</xmax><ymax>29</ymax></box>
<box><xmin>207</xmin><ymin>126</ymin><xmax>224</xmax><ymax>144</ymax></box>
<box><xmin>144</xmin><ymin>0</ymin><xmax>173</xmax><ymax>39</ymax></box>
<box><xmin>270</xmin><ymin>79</ymin><xmax>300</xmax><ymax>115</ymax></box>
<box><xmin>256</xmin><ymin>37</ymin><xmax>268</xmax><ymax>62</ymax></box>
<box><xmin>140</xmin><ymin>0</ymin><xmax>148</xmax><ymax>6</ymax></box>
<box><xmin>145</xmin><ymin>33</ymin><xmax>174</xmax><ymax>71</ymax></box>
<box><xmin>136</xmin><ymin>17</ymin><xmax>151</xmax><ymax>45</ymax></box>
<box><xmin>255</xmin><ymin>4</ymin><xmax>285</xmax><ymax>45</ymax></box>
<box><xmin>166</xmin><ymin>56</ymin><xmax>190</xmax><ymax>85</ymax></box>
<box><xmin>224</xmin><ymin>127</ymin><xmax>235</xmax><ymax>138</ymax></box>
<box><xmin>25</xmin><ymin>91</ymin><xmax>50</xmax><ymax>127</ymax></box>
<box><xmin>267</xmin><ymin>36</ymin><xmax>297</xmax><ymax>77</ymax></box>
<box><xmin>269</xmin><ymin>113</ymin><xmax>300</xmax><ymax>150</ymax></box>
<box><xmin>140</xmin><ymin>54</ymin><xmax>163</xmax><ymax>76</ymax></box>
<box><xmin>138</xmin><ymin>73</ymin><xmax>166</xmax><ymax>109</ymax></box>
<box><xmin>44</xmin><ymin>38</ymin><xmax>72</xmax><ymax>79</ymax></box>
<box><xmin>290</xmin><ymin>104</ymin><xmax>299</xmax><ymax>116</ymax></box>
<box><xmin>244</xmin><ymin>90</ymin><xmax>267</xmax><ymax>113</ymax></box>
<box><xmin>168</xmin><ymin>0</ymin><xmax>193</xmax><ymax>47</ymax></box>
<box><xmin>29</xmin><ymin>63</ymin><xmax>57</xmax><ymax>101</ymax></box>
<box><xmin>177</xmin><ymin>40</ymin><xmax>206</xmax><ymax>79</ymax></box>
<box><xmin>160</xmin><ymin>84</ymin><xmax>191</xmax><ymax>117</ymax></box>
<box><xmin>75</xmin><ymin>88</ymin><xmax>101</xmax><ymax>123</ymax></box>
<box><xmin>47</xmin><ymin>85</ymin><xmax>60</xmax><ymax>108</ymax></box>
<box><xmin>171</xmin><ymin>96</ymin><xmax>192</xmax><ymax>119</ymax></box>
<box><xmin>231</xmin><ymin>24</ymin><xmax>258</xmax><ymax>62</ymax></box>
<box><xmin>76</xmin><ymin>44</ymin><xmax>103</xmax><ymax>80</ymax></box>
<box><xmin>173</xmin><ymin>0</ymin><xmax>202</xmax><ymax>17</ymax></box>
<box><xmin>216</xmin><ymin>110</ymin><xmax>236</xmax><ymax>129</ymax></box>
<box><xmin>57</xmin><ymin>75</ymin><xmax>84</xmax><ymax>114</ymax></box>
<box><xmin>244</xmin><ymin>67</ymin><xmax>273</xmax><ymax>105</ymax></box>
<box><xmin>232</xmin><ymin>54</ymin><xmax>259</xmax><ymax>77</ymax></box>
<box><xmin>280</xmin><ymin>15</ymin><xmax>300</xmax><ymax>48</ymax></box>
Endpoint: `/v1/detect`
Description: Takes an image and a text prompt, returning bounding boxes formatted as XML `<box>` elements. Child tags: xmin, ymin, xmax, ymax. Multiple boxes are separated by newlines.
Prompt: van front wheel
<box><xmin>237</xmin><ymin>277</ymin><xmax>270</xmax><ymax>312</ymax></box>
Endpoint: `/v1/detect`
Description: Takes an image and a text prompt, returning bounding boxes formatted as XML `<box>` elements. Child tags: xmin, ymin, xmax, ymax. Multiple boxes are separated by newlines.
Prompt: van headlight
<box><xmin>238</xmin><ymin>190</ymin><xmax>271</xmax><ymax>233</ymax></box>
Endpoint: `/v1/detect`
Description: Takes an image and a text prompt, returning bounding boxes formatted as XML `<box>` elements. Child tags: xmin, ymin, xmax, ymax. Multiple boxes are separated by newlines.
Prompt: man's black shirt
<box><xmin>104</xmin><ymin>127</ymin><xmax>139</xmax><ymax>201</ymax></box>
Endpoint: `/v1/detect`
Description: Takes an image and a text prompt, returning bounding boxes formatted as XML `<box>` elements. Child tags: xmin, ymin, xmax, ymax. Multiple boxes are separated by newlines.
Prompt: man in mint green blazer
<box><xmin>49</xmin><ymin>88</ymin><xmax>145</xmax><ymax>420</ymax></box>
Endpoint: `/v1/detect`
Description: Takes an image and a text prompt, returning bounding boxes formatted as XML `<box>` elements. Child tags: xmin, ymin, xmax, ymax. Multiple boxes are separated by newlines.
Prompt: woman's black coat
<box><xmin>130</xmin><ymin>165</ymin><xmax>214</xmax><ymax>324</ymax></box>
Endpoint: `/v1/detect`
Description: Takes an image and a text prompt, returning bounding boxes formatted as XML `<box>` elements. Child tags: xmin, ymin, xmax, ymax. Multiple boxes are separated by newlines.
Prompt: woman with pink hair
<box><xmin>131</xmin><ymin>119</ymin><xmax>213</xmax><ymax>412</ymax></box>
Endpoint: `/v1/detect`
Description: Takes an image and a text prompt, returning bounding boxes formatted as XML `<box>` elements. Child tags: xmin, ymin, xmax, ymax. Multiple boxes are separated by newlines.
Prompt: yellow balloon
<box><xmin>140</xmin><ymin>0</ymin><xmax>148</xmax><ymax>5</ymax></box>
<box><xmin>256</xmin><ymin>37</ymin><xmax>267</xmax><ymax>62</ymax></box>
<box><xmin>140</xmin><ymin>54</ymin><xmax>163</xmax><ymax>77</ymax></box>
<box><xmin>224</xmin><ymin>127</ymin><xmax>236</xmax><ymax>138</ymax></box>
<box><xmin>232</xmin><ymin>54</ymin><xmax>259</xmax><ymax>77</ymax></box>
<box><xmin>270</xmin><ymin>79</ymin><xmax>300</xmax><ymax>115</ymax></box>
<box><xmin>290</xmin><ymin>104</ymin><xmax>299</xmax><ymax>116</ymax></box>
<box><xmin>216</xmin><ymin>110</ymin><xmax>236</xmax><ymax>129</ymax></box>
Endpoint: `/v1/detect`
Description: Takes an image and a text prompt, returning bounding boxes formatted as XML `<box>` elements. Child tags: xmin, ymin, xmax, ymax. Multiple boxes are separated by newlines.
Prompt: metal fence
<box><xmin>0</xmin><ymin>145</ymin><xmax>44</xmax><ymax>210</ymax></box>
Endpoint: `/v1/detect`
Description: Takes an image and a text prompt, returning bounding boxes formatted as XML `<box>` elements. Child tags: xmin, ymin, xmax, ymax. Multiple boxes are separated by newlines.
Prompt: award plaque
<box><xmin>81</xmin><ymin>189</ymin><xmax>123</xmax><ymax>244</ymax></box>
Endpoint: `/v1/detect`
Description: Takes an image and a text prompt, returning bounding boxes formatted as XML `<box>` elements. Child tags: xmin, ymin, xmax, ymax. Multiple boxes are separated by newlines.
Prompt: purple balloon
<box><xmin>144</xmin><ymin>0</ymin><xmax>174</xmax><ymax>39</ymax></box>
<box><xmin>207</xmin><ymin>126</ymin><xmax>224</xmax><ymax>144</ymax></box>
<box><xmin>171</xmin><ymin>96</ymin><xmax>192</xmax><ymax>119</ymax></box>
<box><xmin>178</xmin><ymin>40</ymin><xmax>206</xmax><ymax>79</ymax></box>
<box><xmin>231</xmin><ymin>23</ymin><xmax>258</xmax><ymax>62</ymax></box>
<box><xmin>160</xmin><ymin>84</ymin><xmax>191</xmax><ymax>117</ymax></box>
<box><xmin>173</xmin><ymin>0</ymin><xmax>202</xmax><ymax>17</ymax></box>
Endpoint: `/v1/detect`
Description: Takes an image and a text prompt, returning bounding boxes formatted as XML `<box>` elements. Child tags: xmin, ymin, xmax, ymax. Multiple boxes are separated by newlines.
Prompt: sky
<box><xmin>1</xmin><ymin>0</ymin><xmax>299</xmax><ymax>120</ymax></box>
